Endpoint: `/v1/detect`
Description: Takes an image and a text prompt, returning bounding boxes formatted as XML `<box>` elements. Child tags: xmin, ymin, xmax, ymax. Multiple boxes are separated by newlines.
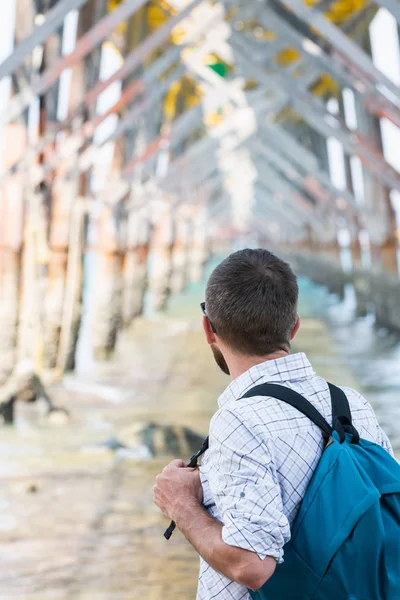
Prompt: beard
<box><xmin>210</xmin><ymin>344</ymin><xmax>230</xmax><ymax>375</ymax></box>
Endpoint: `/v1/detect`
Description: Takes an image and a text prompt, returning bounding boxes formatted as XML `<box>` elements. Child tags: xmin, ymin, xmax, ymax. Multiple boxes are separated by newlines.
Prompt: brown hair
<box><xmin>205</xmin><ymin>249</ymin><xmax>299</xmax><ymax>355</ymax></box>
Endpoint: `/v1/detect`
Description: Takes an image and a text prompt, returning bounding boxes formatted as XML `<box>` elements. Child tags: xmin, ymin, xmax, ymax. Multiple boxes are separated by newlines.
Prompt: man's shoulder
<box><xmin>339</xmin><ymin>385</ymin><xmax>367</xmax><ymax>402</ymax></box>
<box><xmin>209</xmin><ymin>391</ymin><xmax>305</xmax><ymax>441</ymax></box>
<box><xmin>339</xmin><ymin>385</ymin><xmax>381</xmax><ymax>427</ymax></box>
<box><xmin>339</xmin><ymin>385</ymin><xmax>375</xmax><ymax>415</ymax></box>
<box><xmin>211</xmin><ymin>392</ymin><xmax>283</xmax><ymax>422</ymax></box>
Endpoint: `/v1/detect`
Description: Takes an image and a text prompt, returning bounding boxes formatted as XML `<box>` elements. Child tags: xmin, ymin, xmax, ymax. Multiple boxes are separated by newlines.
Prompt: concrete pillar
<box><xmin>170</xmin><ymin>206</ymin><xmax>191</xmax><ymax>295</ymax></box>
<box><xmin>122</xmin><ymin>208</ymin><xmax>150</xmax><ymax>327</ymax></box>
<box><xmin>188</xmin><ymin>205</ymin><xmax>209</xmax><ymax>284</ymax></box>
<box><xmin>148</xmin><ymin>203</ymin><xmax>174</xmax><ymax>312</ymax></box>
<box><xmin>92</xmin><ymin>205</ymin><xmax>126</xmax><ymax>360</ymax></box>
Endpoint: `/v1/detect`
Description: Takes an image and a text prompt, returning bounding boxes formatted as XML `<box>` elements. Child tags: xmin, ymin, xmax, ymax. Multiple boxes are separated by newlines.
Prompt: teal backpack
<box><xmin>239</xmin><ymin>382</ymin><xmax>400</xmax><ymax>600</ymax></box>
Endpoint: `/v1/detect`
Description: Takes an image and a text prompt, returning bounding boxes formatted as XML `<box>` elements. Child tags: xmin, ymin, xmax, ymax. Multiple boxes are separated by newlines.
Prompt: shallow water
<box><xmin>0</xmin><ymin>275</ymin><xmax>398</xmax><ymax>599</ymax></box>
<box><xmin>299</xmin><ymin>278</ymin><xmax>400</xmax><ymax>450</ymax></box>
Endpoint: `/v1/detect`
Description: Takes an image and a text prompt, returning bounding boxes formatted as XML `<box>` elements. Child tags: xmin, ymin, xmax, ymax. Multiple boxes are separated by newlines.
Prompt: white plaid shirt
<box><xmin>197</xmin><ymin>353</ymin><xmax>393</xmax><ymax>600</ymax></box>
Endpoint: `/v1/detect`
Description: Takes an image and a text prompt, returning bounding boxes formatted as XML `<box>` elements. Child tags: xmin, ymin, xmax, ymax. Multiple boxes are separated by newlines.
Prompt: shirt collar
<box><xmin>217</xmin><ymin>353</ymin><xmax>315</xmax><ymax>408</ymax></box>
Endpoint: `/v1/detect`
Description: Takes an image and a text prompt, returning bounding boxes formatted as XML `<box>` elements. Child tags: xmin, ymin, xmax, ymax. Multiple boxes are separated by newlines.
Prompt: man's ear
<box><xmin>290</xmin><ymin>315</ymin><xmax>301</xmax><ymax>341</ymax></box>
<box><xmin>202</xmin><ymin>316</ymin><xmax>216</xmax><ymax>345</ymax></box>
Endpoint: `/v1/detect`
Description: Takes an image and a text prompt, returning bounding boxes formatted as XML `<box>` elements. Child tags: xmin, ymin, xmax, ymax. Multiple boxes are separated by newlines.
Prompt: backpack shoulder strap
<box><xmin>328</xmin><ymin>382</ymin><xmax>352</xmax><ymax>423</ymax></box>
<box><xmin>241</xmin><ymin>383</ymin><xmax>333</xmax><ymax>438</ymax></box>
<box><xmin>328</xmin><ymin>383</ymin><xmax>360</xmax><ymax>444</ymax></box>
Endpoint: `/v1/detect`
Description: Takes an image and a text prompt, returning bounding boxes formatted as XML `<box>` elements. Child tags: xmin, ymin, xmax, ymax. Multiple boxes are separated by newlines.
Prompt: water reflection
<box><xmin>299</xmin><ymin>277</ymin><xmax>400</xmax><ymax>450</ymax></box>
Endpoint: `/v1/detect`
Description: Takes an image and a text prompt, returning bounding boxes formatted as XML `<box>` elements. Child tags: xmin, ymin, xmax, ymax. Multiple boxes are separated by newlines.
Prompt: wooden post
<box><xmin>148</xmin><ymin>202</ymin><xmax>174</xmax><ymax>312</ymax></box>
<box><xmin>91</xmin><ymin>204</ymin><xmax>126</xmax><ymax>360</ymax></box>
<box><xmin>42</xmin><ymin>179</ymin><xmax>75</xmax><ymax>369</ymax></box>
<box><xmin>17</xmin><ymin>193</ymin><xmax>49</xmax><ymax>368</ymax></box>
<box><xmin>122</xmin><ymin>207</ymin><xmax>150</xmax><ymax>327</ymax></box>
<box><xmin>170</xmin><ymin>206</ymin><xmax>191</xmax><ymax>295</ymax></box>
<box><xmin>42</xmin><ymin>0</ymin><xmax>108</xmax><ymax>370</ymax></box>
<box><xmin>356</xmin><ymin>100</ymin><xmax>397</xmax><ymax>271</ymax></box>
<box><xmin>0</xmin><ymin>1</ymin><xmax>34</xmax><ymax>382</ymax></box>
<box><xmin>188</xmin><ymin>205</ymin><xmax>209</xmax><ymax>284</ymax></box>
<box><xmin>57</xmin><ymin>199</ymin><xmax>87</xmax><ymax>372</ymax></box>
<box><xmin>0</xmin><ymin>128</ymin><xmax>25</xmax><ymax>383</ymax></box>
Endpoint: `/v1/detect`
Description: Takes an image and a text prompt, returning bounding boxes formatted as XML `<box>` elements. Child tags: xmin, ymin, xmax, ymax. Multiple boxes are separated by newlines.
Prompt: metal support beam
<box><xmin>161</xmin><ymin>49</ymin><xmax>355</xmax><ymax>215</ymax></box>
<box><xmin>251</xmin><ymin>4</ymin><xmax>400</xmax><ymax>130</ymax></box>
<box><xmin>279</xmin><ymin>0</ymin><xmax>400</xmax><ymax>107</ymax></box>
<box><xmin>369</xmin><ymin>0</ymin><xmax>400</xmax><ymax>25</ymax></box>
<box><xmin>0</xmin><ymin>0</ymin><xmax>88</xmax><ymax>81</ymax></box>
<box><xmin>229</xmin><ymin>31</ymin><xmax>400</xmax><ymax>194</ymax></box>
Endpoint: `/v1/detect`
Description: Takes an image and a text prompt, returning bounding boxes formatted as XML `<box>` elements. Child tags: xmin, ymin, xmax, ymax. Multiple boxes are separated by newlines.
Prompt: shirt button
<box><xmin>240</xmin><ymin>492</ymin><xmax>245</xmax><ymax>498</ymax></box>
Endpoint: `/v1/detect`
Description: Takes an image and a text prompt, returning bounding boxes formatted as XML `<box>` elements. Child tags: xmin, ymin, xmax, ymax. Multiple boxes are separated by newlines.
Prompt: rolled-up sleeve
<box><xmin>208</xmin><ymin>408</ymin><xmax>290</xmax><ymax>563</ymax></box>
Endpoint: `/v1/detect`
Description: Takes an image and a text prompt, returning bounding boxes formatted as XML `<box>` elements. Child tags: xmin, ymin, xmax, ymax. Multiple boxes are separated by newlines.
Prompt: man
<box><xmin>153</xmin><ymin>249</ymin><xmax>393</xmax><ymax>599</ymax></box>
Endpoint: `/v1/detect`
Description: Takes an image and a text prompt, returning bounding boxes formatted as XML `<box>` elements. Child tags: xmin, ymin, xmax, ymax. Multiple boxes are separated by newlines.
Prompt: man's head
<box><xmin>203</xmin><ymin>249</ymin><xmax>299</xmax><ymax>374</ymax></box>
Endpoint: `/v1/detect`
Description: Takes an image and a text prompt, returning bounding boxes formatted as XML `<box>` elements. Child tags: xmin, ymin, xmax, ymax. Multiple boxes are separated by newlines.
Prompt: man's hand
<box><xmin>153</xmin><ymin>459</ymin><xmax>203</xmax><ymax>522</ymax></box>
<box><xmin>154</xmin><ymin>460</ymin><xmax>275</xmax><ymax>590</ymax></box>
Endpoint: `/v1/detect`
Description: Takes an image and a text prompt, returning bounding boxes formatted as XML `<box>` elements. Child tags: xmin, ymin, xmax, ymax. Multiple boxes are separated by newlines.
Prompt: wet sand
<box><xmin>0</xmin><ymin>316</ymin><xmax>224</xmax><ymax>600</ymax></box>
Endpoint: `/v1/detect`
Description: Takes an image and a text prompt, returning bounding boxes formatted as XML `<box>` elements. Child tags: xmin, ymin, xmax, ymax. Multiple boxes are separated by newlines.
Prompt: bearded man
<box><xmin>153</xmin><ymin>249</ymin><xmax>393</xmax><ymax>600</ymax></box>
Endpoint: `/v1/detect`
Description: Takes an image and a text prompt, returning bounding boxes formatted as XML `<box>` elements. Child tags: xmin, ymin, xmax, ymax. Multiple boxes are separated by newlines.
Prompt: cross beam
<box><xmin>278</xmin><ymin>0</ymin><xmax>400</xmax><ymax>108</ymax></box>
<box><xmin>251</xmin><ymin>3</ymin><xmax>400</xmax><ymax>130</ymax></box>
<box><xmin>229</xmin><ymin>30</ymin><xmax>400</xmax><ymax>194</ymax></box>
<box><xmin>2</xmin><ymin>0</ymin><xmax>183</xmax><ymax>124</ymax></box>
<box><xmin>0</xmin><ymin>0</ymin><xmax>88</xmax><ymax>81</ymax></box>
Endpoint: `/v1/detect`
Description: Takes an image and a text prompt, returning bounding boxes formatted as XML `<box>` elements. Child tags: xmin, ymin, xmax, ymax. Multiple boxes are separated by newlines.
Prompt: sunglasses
<box><xmin>200</xmin><ymin>302</ymin><xmax>217</xmax><ymax>334</ymax></box>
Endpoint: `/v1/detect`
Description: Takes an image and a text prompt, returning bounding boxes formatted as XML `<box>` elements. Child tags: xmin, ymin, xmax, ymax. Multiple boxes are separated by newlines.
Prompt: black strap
<box><xmin>328</xmin><ymin>383</ymin><xmax>352</xmax><ymax>424</ymax></box>
<box><xmin>241</xmin><ymin>383</ymin><xmax>333</xmax><ymax>438</ymax></box>
<box><xmin>164</xmin><ymin>436</ymin><xmax>210</xmax><ymax>540</ymax></box>
<box><xmin>328</xmin><ymin>383</ymin><xmax>360</xmax><ymax>444</ymax></box>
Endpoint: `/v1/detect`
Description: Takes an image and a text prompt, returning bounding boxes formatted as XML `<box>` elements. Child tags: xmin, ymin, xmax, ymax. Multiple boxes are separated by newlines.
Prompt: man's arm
<box><xmin>153</xmin><ymin>461</ymin><xmax>276</xmax><ymax>591</ymax></box>
<box><xmin>176</xmin><ymin>497</ymin><xmax>276</xmax><ymax>590</ymax></box>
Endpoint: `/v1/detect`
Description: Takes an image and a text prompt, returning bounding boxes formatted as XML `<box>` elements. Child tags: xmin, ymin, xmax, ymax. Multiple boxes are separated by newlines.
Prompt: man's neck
<box><xmin>226</xmin><ymin>349</ymin><xmax>290</xmax><ymax>381</ymax></box>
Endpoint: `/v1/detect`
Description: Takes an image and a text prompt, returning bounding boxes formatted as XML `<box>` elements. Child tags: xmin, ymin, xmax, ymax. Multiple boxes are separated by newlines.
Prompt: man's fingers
<box><xmin>164</xmin><ymin>459</ymin><xmax>187</xmax><ymax>470</ymax></box>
